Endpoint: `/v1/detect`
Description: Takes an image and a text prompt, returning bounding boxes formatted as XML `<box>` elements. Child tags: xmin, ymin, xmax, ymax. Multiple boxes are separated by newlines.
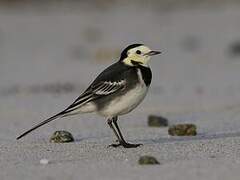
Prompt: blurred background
<box><xmin>1</xmin><ymin>0</ymin><xmax>240</xmax><ymax>140</ymax></box>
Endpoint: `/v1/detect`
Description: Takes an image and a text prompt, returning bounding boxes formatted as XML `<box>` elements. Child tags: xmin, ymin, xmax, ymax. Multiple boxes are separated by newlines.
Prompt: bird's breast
<box><xmin>98</xmin><ymin>84</ymin><xmax>148</xmax><ymax>118</ymax></box>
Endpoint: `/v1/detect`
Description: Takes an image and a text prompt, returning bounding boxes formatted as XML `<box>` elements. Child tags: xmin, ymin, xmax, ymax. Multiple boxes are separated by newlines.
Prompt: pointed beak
<box><xmin>145</xmin><ymin>50</ymin><xmax>162</xmax><ymax>56</ymax></box>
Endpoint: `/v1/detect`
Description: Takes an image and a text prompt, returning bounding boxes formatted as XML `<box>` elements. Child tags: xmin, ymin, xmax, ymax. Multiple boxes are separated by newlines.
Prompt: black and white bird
<box><xmin>17</xmin><ymin>44</ymin><xmax>161</xmax><ymax>148</ymax></box>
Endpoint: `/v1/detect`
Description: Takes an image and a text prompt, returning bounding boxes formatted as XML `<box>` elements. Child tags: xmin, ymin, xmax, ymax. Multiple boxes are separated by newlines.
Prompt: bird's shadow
<box><xmin>74</xmin><ymin>134</ymin><xmax>110</xmax><ymax>143</ymax></box>
<box><xmin>138</xmin><ymin>131</ymin><xmax>240</xmax><ymax>145</ymax></box>
<box><xmin>73</xmin><ymin>131</ymin><xmax>240</xmax><ymax>145</ymax></box>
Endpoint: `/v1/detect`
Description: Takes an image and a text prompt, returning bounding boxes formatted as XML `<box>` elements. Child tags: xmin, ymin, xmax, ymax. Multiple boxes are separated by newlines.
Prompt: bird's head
<box><xmin>119</xmin><ymin>44</ymin><xmax>161</xmax><ymax>67</ymax></box>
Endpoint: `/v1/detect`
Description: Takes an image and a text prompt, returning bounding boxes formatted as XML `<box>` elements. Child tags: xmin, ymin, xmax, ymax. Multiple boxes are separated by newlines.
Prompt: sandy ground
<box><xmin>1</xmin><ymin>3</ymin><xmax>240</xmax><ymax>180</ymax></box>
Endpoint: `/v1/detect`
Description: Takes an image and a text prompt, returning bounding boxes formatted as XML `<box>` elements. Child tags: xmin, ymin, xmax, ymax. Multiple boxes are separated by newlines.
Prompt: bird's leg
<box><xmin>112</xmin><ymin>116</ymin><xmax>142</xmax><ymax>148</ymax></box>
<box><xmin>107</xmin><ymin>118</ymin><xmax>122</xmax><ymax>147</ymax></box>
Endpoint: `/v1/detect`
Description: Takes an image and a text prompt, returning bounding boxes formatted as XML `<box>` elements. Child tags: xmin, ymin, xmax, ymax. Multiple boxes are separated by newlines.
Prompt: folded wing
<box><xmin>64</xmin><ymin>80</ymin><xmax>126</xmax><ymax>113</ymax></box>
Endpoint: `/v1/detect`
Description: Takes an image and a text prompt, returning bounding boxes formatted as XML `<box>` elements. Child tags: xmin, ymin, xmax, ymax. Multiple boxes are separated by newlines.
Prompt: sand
<box><xmin>1</xmin><ymin>2</ymin><xmax>240</xmax><ymax>180</ymax></box>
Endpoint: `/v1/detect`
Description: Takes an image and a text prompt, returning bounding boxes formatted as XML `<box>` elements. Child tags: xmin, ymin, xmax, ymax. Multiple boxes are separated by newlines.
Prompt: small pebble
<box><xmin>209</xmin><ymin>155</ymin><xmax>216</xmax><ymax>159</ymax></box>
<box><xmin>50</xmin><ymin>130</ymin><xmax>74</xmax><ymax>143</ymax></box>
<box><xmin>168</xmin><ymin>124</ymin><xmax>197</xmax><ymax>136</ymax></box>
<box><xmin>228</xmin><ymin>40</ymin><xmax>240</xmax><ymax>58</ymax></box>
<box><xmin>148</xmin><ymin>115</ymin><xmax>168</xmax><ymax>127</ymax></box>
<box><xmin>40</xmin><ymin>159</ymin><xmax>49</xmax><ymax>165</ymax></box>
<box><xmin>138</xmin><ymin>156</ymin><xmax>160</xmax><ymax>165</ymax></box>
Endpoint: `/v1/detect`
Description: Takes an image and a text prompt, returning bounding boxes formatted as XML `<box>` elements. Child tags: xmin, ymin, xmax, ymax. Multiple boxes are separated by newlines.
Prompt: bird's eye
<box><xmin>136</xmin><ymin>50</ymin><xmax>141</xmax><ymax>54</ymax></box>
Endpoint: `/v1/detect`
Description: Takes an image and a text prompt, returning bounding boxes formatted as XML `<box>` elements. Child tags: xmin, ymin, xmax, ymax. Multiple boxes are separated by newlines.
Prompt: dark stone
<box><xmin>138</xmin><ymin>156</ymin><xmax>160</xmax><ymax>165</ymax></box>
<box><xmin>168</xmin><ymin>124</ymin><xmax>197</xmax><ymax>136</ymax></box>
<box><xmin>228</xmin><ymin>41</ymin><xmax>240</xmax><ymax>58</ymax></box>
<box><xmin>148</xmin><ymin>115</ymin><xmax>168</xmax><ymax>127</ymax></box>
<box><xmin>50</xmin><ymin>130</ymin><xmax>74</xmax><ymax>143</ymax></box>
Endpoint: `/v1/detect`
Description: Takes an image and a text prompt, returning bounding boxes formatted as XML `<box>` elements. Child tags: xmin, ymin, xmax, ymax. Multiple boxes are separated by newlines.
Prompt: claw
<box><xmin>108</xmin><ymin>142</ymin><xmax>143</xmax><ymax>148</ymax></box>
<box><xmin>108</xmin><ymin>143</ymin><xmax>122</xmax><ymax>148</ymax></box>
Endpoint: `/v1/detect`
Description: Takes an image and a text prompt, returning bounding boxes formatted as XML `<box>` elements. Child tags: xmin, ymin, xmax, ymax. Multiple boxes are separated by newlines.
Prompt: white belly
<box><xmin>99</xmin><ymin>84</ymin><xmax>148</xmax><ymax>118</ymax></box>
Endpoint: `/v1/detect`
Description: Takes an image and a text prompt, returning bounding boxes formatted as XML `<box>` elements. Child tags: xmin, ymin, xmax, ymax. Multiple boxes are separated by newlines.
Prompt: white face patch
<box><xmin>122</xmin><ymin>45</ymin><xmax>152</xmax><ymax>67</ymax></box>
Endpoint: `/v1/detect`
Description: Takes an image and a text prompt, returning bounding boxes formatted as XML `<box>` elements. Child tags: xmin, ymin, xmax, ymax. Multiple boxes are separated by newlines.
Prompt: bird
<box><xmin>16</xmin><ymin>44</ymin><xmax>161</xmax><ymax>148</ymax></box>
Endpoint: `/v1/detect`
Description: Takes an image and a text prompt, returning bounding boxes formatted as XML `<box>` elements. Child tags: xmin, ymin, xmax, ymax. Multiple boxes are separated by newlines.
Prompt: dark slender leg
<box><xmin>111</xmin><ymin>116</ymin><xmax>142</xmax><ymax>148</ymax></box>
<box><xmin>107</xmin><ymin>118</ymin><xmax>122</xmax><ymax>147</ymax></box>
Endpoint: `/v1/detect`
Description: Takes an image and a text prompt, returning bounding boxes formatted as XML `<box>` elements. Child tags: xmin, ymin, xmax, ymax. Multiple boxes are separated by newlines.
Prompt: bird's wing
<box><xmin>63</xmin><ymin>62</ymin><xmax>130</xmax><ymax>113</ymax></box>
<box><xmin>64</xmin><ymin>80</ymin><xmax>126</xmax><ymax>113</ymax></box>
<box><xmin>92</xmin><ymin>80</ymin><xmax>126</xmax><ymax>95</ymax></box>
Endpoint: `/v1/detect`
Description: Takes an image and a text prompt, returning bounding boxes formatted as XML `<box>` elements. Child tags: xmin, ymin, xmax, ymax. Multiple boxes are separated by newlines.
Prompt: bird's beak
<box><xmin>145</xmin><ymin>51</ymin><xmax>161</xmax><ymax>56</ymax></box>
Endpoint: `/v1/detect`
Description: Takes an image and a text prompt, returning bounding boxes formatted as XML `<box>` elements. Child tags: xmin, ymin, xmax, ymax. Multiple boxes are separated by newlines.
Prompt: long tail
<box><xmin>16</xmin><ymin>91</ymin><xmax>95</xmax><ymax>140</ymax></box>
<box><xmin>16</xmin><ymin>111</ymin><xmax>66</xmax><ymax>140</ymax></box>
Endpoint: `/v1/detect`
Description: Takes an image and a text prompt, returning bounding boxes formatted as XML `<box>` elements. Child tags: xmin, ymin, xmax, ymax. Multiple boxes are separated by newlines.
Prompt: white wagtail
<box><xmin>17</xmin><ymin>44</ymin><xmax>161</xmax><ymax>148</ymax></box>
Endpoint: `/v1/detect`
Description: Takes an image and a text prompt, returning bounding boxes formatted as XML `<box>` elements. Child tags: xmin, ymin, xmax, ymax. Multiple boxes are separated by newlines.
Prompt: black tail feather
<box><xmin>16</xmin><ymin>111</ymin><xmax>65</xmax><ymax>140</ymax></box>
<box><xmin>16</xmin><ymin>90</ymin><xmax>94</xmax><ymax>140</ymax></box>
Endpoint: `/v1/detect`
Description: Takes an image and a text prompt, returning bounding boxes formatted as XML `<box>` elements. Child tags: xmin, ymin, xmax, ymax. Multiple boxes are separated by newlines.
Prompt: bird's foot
<box><xmin>108</xmin><ymin>143</ymin><xmax>122</xmax><ymax>148</ymax></box>
<box><xmin>108</xmin><ymin>141</ymin><xmax>142</xmax><ymax>148</ymax></box>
